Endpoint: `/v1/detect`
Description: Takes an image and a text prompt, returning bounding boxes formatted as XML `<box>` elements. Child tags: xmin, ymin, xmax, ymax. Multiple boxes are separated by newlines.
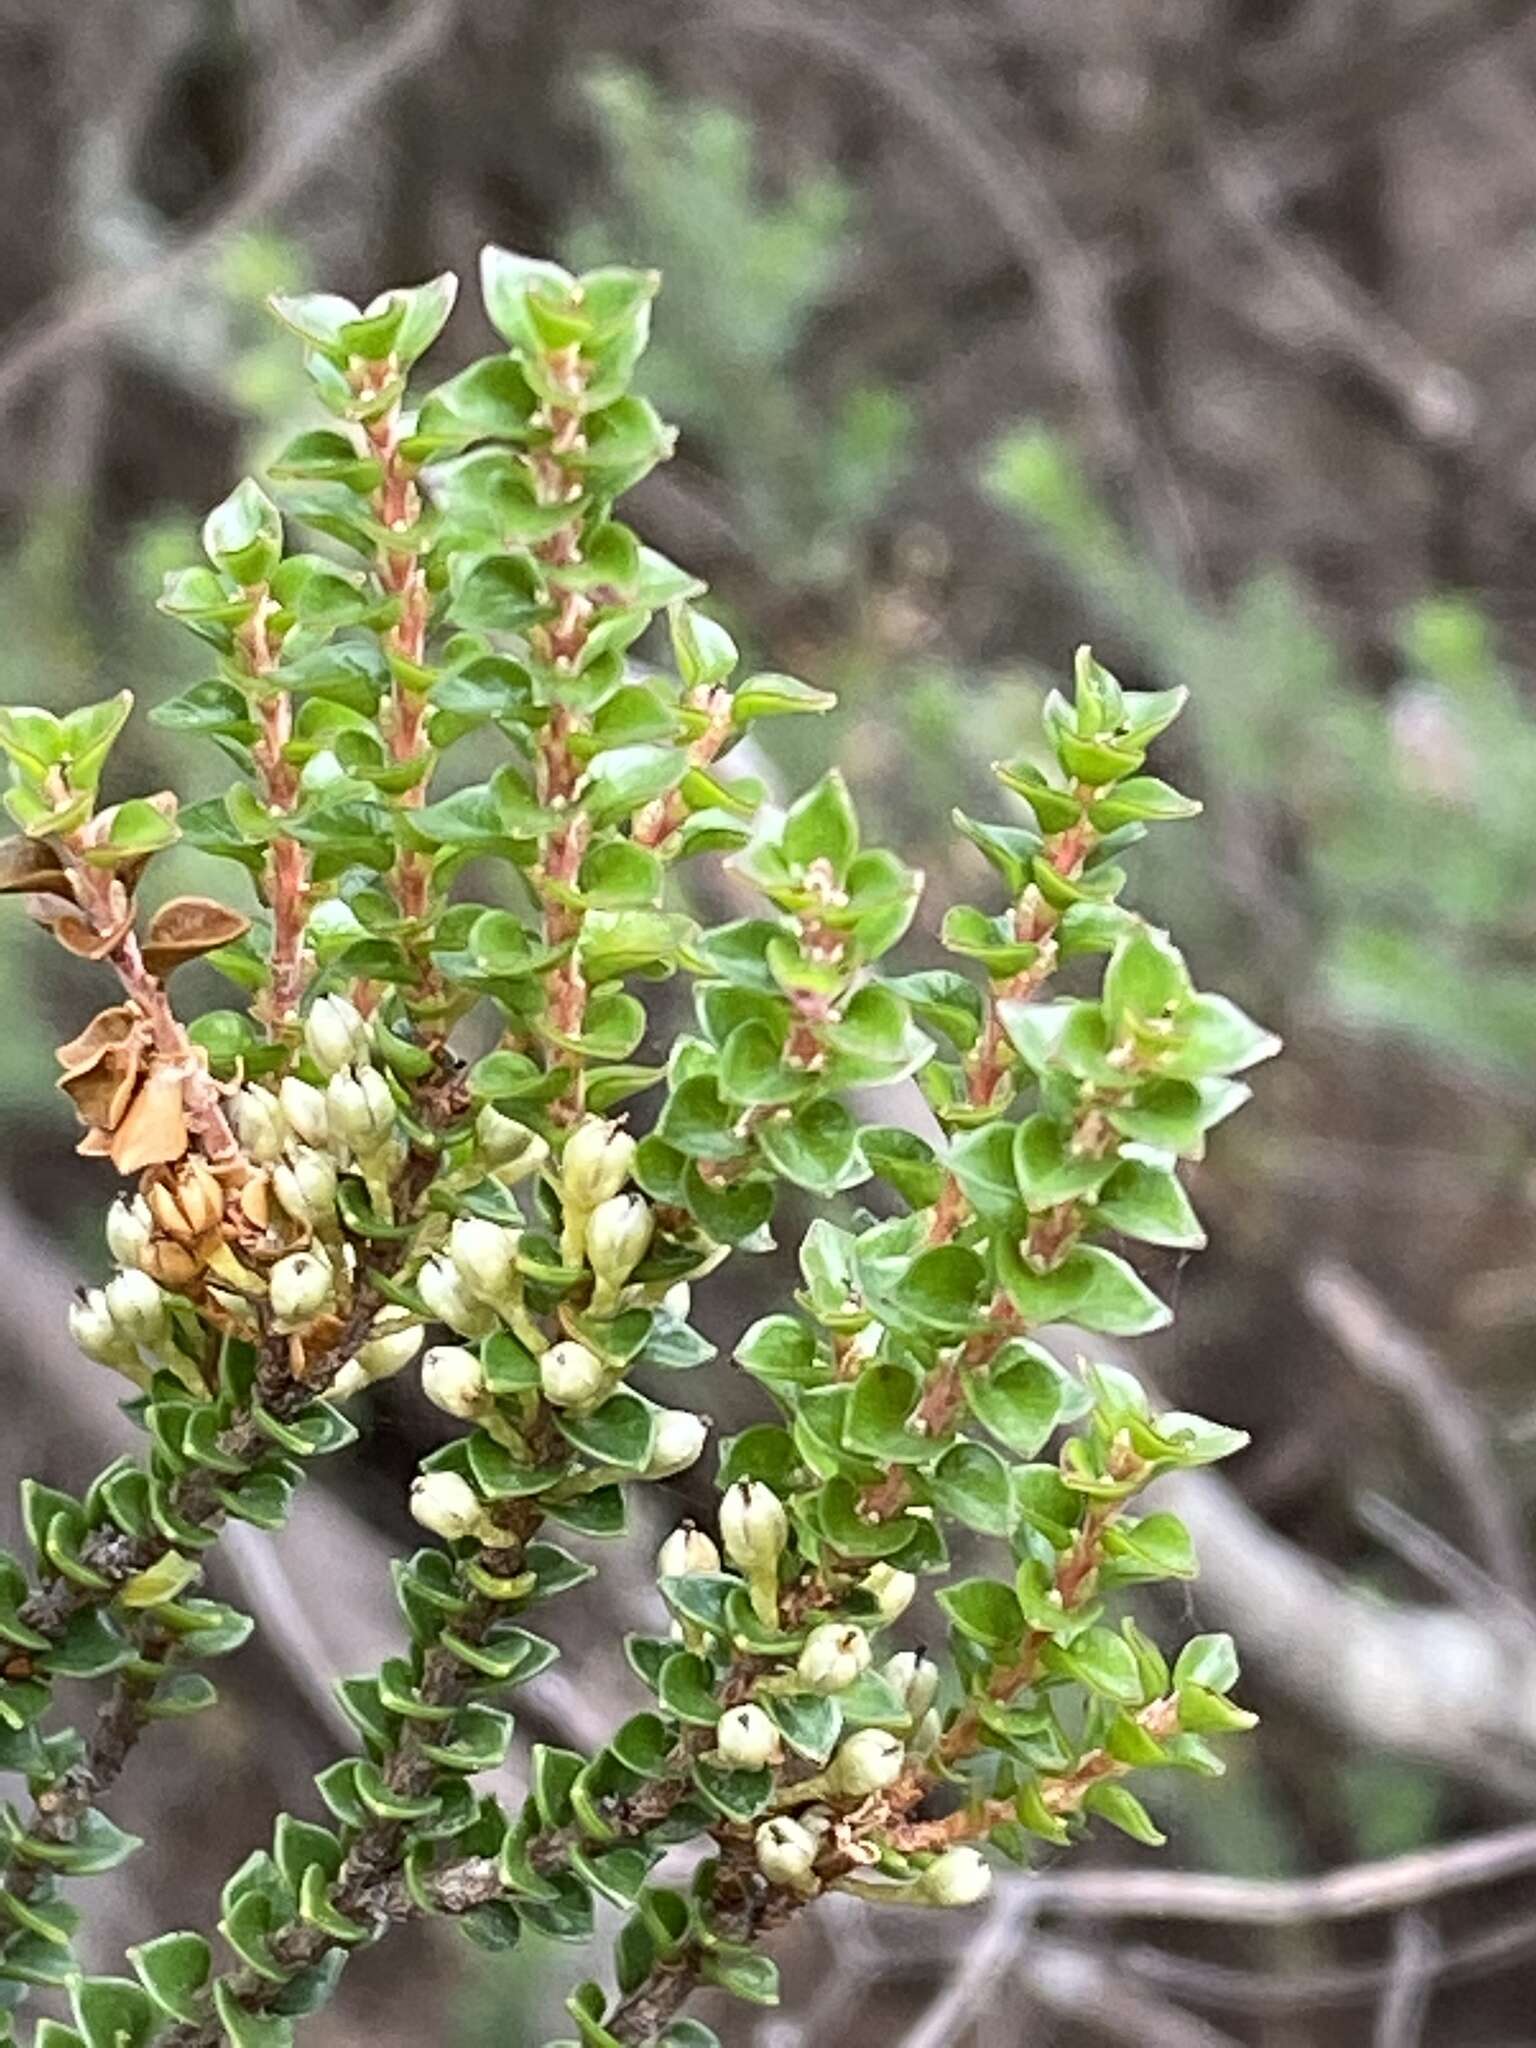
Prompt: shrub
<box><xmin>0</xmin><ymin>250</ymin><xmax>1277</xmax><ymax>2047</ymax></box>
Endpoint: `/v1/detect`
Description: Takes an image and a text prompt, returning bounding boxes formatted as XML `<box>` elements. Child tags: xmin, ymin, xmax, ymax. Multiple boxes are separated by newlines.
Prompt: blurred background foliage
<box><xmin>4</xmin><ymin>3</ymin><xmax>1536</xmax><ymax>2044</ymax></box>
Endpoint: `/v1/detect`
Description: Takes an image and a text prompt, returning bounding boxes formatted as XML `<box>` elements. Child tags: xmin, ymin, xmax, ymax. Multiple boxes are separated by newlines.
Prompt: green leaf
<box><xmin>213</xmin><ymin>1981</ymin><xmax>294</xmax><ymax>2048</ymax></box>
<box><xmin>763</xmin><ymin>1692</ymin><xmax>841</xmax><ymax>1765</ymax></box>
<box><xmin>888</xmin><ymin>1245</ymin><xmax>987</xmax><ymax>1334</ymax></box>
<box><xmin>583</xmin><ymin>745</ymin><xmax>685</xmax><ymax>826</ymax></box>
<box><xmin>69</xmin><ymin>1977</ymin><xmax>157</xmax><ymax>2048</ymax></box>
<box><xmin>656</xmin><ymin>1651</ymin><xmax>723</xmax><ymax>1725</ymax></box>
<box><xmin>756</xmin><ymin>1099</ymin><xmax>865</xmax><ymax>1195</ymax></box>
<box><xmin>1102</xmin><ymin>928</ymin><xmax>1190</xmax><ymax>1034</ymax></box>
<box><xmin>1041</xmin><ymin>1625</ymin><xmax>1144</xmax><ymax>1704</ymax></box>
<box><xmin>1082</xmin><ymin>1782</ymin><xmax>1167</xmax><ymax>1846</ymax></box>
<box><xmin>963</xmin><ymin>1345</ymin><xmax>1068</xmax><ymax>1458</ymax></box>
<box><xmin>732</xmin><ymin>672</ymin><xmax>835</xmax><ymax>721</ymax></box>
<box><xmin>843</xmin><ymin>1364</ymin><xmax>930</xmax><ymax>1465</ymax></box>
<box><xmin>1013</xmin><ymin>1114</ymin><xmax>1119</xmax><ymax>1210</ymax></box>
<box><xmin>700</xmin><ymin>1945</ymin><xmax>780</xmax><ymax>2006</ymax></box>
<box><xmin>127</xmin><ymin>1932</ymin><xmax>212</xmax><ymax>2024</ymax></box>
<box><xmin>1172</xmin><ymin>1633</ymin><xmax>1240</xmax><ymax>1695</ymax></box>
<box><xmin>1102</xmin><ymin>1512</ymin><xmax>1198</xmax><ymax>1583</ymax></box>
<box><xmin>930</xmin><ymin>1441</ymin><xmax>1016</xmax><ymax>1536</ymax></box>
<box><xmin>780</xmin><ymin>770</ymin><xmax>858</xmax><ymax>880</ymax></box>
<box><xmin>936</xmin><ymin>1577</ymin><xmax>1025</xmax><ymax>1650</ymax></box>
<box><xmin>1095</xmin><ymin>1161</ymin><xmax>1205</xmax><ymax>1249</ymax></box>
<box><xmin>203</xmin><ymin>478</ymin><xmax>282</xmax><ymax>586</ymax></box>
<box><xmin>554</xmin><ymin>1390</ymin><xmax>657</xmax><ymax>1472</ymax></box>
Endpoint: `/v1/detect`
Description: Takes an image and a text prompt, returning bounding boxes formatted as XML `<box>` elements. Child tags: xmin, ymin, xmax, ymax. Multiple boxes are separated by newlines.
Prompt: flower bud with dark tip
<box><xmin>917</xmin><ymin>1846</ymin><xmax>992</xmax><ymax>1907</ymax></box>
<box><xmin>585</xmin><ymin>1192</ymin><xmax>654</xmax><ymax>1310</ymax></box>
<box><xmin>561</xmin><ymin>1115</ymin><xmax>636</xmax><ymax>1210</ymax></box>
<box><xmin>720</xmin><ymin>1479</ymin><xmax>789</xmax><ymax>1627</ymax></box>
<box><xmin>326</xmin><ymin>1066</ymin><xmax>395</xmax><ymax>1151</ymax></box>
<box><xmin>657</xmin><ymin>1525</ymin><xmax>722</xmax><ymax>1578</ymax></box>
<box><xmin>268</xmin><ymin>1249</ymin><xmax>335</xmax><ymax>1329</ymax></box>
<box><xmin>418</xmin><ymin>1256</ymin><xmax>498</xmax><ymax>1339</ymax></box>
<box><xmin>755</xmin><ymin>1816</ymin><xmax>818</xmax><ymax>1891</ymax></box>
<box><xmin>881</xmin><ymin>1651</ymin><xmax>940</xmax><ymax>1723</ymax></box>
<box><xmin>409</xmin><ymin>1471</ymin><xmax>487</xmax><ymax>1544</ymax></box>
<box><xmin>863</xmin><ymin>1563</ymin><xmax>916</xmax><ymax>1624</ymax></box>
<box><xmin>716</xmin><ymin>1702</ymin><xmax>782</xmax><ymax>1770</ymax></box>
<box><xmin>106</xmin><ymin>1194</ymin><xmax>154</xmax><ymax>1270</ymax></box>
<box><xmin>279</xmin><ymin>1075</ymin><xmax>330</xmax><ymax>1150</ymax></box>
<box><xmin>104</xmin><ymin>1269</ymin><xmax>168</xmax><ymax>1346</ymax></box>
<box><xmin>476</xmin><ymin>1106</ymin><xmax>549</xmax><ymax>1183</ymax></box>
<box><xmin>304</xmin><ymin>993</ymin><xmax>372</xmax><ymax>1076</ymax></box>
<box><xmin>827</xmin><ymin>1728</ymin><xmax>905</xmax><ymax>1800</ymax></box>
<box><xmin>355</xmin><ymin>1309</ymin><xmax>422</xmax><ymax>1381</ymax></box>
<box><xmin>421</xmin><ymin>1344</ymin><xmax>491</xmax><ymax>1421</ymax></box>
<box><xmin>798</xmin><ymin>1623</ymin><xmax>872</xmax><ymax>1695</ymax></box>
<box><xmin>273</xmin><ymin>1146</ymin><xmax>339</xmax><ymax>1228</ymax></box>
<box><xmin>233</xmin><ymin>1085</ymin><xmax>288</xmax><ymax>1163</ymax></box>
<box><xmin>70</xmin><ymin>1288</ymin><xmax>135</xmax><ymax>1367</ymax></box>
<box><xmin>539</xmin><ymin>1338</ymin><xmax>609</xmax><ymax>1411</ymax></box>
<box><xmin>448</xmin><ymin>1216</ymin><xmax>521</xmax><ymax>1307</ymax></box>
<box><xmin>642</xmin><ymin>1408</ymin><xmax>709</xmax><ymax>1478</ymax></box>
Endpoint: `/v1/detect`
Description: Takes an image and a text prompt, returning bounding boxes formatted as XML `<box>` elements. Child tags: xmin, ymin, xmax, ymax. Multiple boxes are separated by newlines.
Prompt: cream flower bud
<box><xmin>918</xmin><ymin>1845</ymin><xmax>992</xmax><ymax>1908</ymax></box>
<box><xmin>409</xmin><ymin>1470</ymin><xmax>486</xmax><ymax>1543</ymax></box>
<box><xmin>421</xmin><ymin>1344</ymin><xmax>491</xmax><ymax>1420</ymax></box>
<box><xmin>105</xmin><ymin>1269</ymin><xmax>168</xmax><ymax>1345</ymax></box>
<box><xmin>105</xmin><ymin>1194</ymin><xmax>154</xmax><ymax>1270</ymax></box>
<box><xmin>418</xmin><ymin>1256</ymin><xmax>497</xmax><ymax>1339</ymax></box>
<box><xmin>827</xmin><ymin>1728</ymin><xmax>905</xmax><ymax>1799</ymax></box>
<box><xmin>911</xmin><ymin>1708</ymin><xmax>942</xmax><ymax>1757</ymax></box>
<box><xmin>233</xmin><ymin>1085</ymin><xmax>288</xmax><ymax>1163</ymax></box>
<box><xmin>661</xmin><ymin>1281</ymin><xmax>692</xmax><ymax>1321</ymax></box>
<box><xmin>538</xmin><ymin>1338</ymin><xmax>608</xmax><ymax>1411</ymax></box>
<box><xmin>273</xmin><ymin>1146</ymin><xmax>339</xmax><ymax>1227</ymax></box>
<box><xmin>279</xmin><ymin>1075</ymin><xmax>330</xmax><ymax>1150</ymax></box>
<box><xmin>476</xmin><ymin>1106</ymin><xmax>549</xmax><ymax>1182</ymax></box>
<box><xmin>755</xmin><ymin>1815</ymin><xmax>818</xmax><ymax>1889</ymax></box>
<box><xmin>561</xmin><ymin>1116</ymin><xmax>636</xmax><ymax>1208</ymax></box>
<box><xmin>355</xmin><ymin>1308</ymin><xmax>423</xmax><ymax>1382</ymax></box>
<box><xmin>304</xmin><ymin>994</ymin><xmax>372</xmax><ymax>1076</ymax></box>
<box><xmin>69</xmin><ymin>1288</ymin><xmax>131</xmax><ymax>1365</ymax></box>
<box><xmin>330</xmin><ymin>1360</ymin><xmax>371</xmax><ymax>1400</ymax></box>
<box><xmin>326</xmin><ymin>1065</ymin><xmax>395</xmax><ymax>1150</ymax></box>
<box><xmin>585</xmin><ymin>1193</ymin><xmax>653</xmax><ymax>1292</ymax></box>
<box><xmin>863</xmin><ymin>1563</ymin><xmax>917</xmax><ymax>1625</ymax></box>
<box><xmin>719</xmin><ymin>1481</ymin><xmax>789</xmax><ymax>1574</ymax></box>
<box><xmin>657</xmin><ymin>1525</ymin><xmax>722</xmax><ymax>1579</ymax></box>
<box><xmin>268</xmin><ymin>1249</ymin><xmax>334</xmax><ymax>1329</ymax></box>
<box><xmin>716</xmin><ymin>1702</ymin><xmax>782</xmax><ymax>1770</ymax></box>
<box><xmin>448</xmin><ymin>1216</ymin><xmax>521</xmax><ymax>1305</ymax></box>
<box><xmin>643</xmin><ymin>1408</ymin><xmax>709</xmax><ymax>1479</ymax></box>
<box><xmin>881</xmin><ymin>1651</ymin><xmax>940</xmax><ymax>1723</ymax></box>
<box><xmin>798</xmin><ymin>1623</ymin><xmax>871</xmax><ymax>1696</ymax></box>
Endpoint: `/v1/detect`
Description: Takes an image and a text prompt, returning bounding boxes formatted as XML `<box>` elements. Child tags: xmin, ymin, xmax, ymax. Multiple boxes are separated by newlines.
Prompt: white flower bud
<box><xmin>911</xmin><ymin>1708</ymin><xmax>942</xmax><ymax>1757</ymax></box>
<box><xmin>417</xmin><ymin>1256</ymin><xmax>496</xmax><ymax>1338</ymax></box>
<box><xmin>355</xmin><ymin>1308</ymin><xmax>423</xmax><ymax>1382</ymax></box>
<box><xmin>755</xmin><ymin>1815</ymin><xmax>818</xmax><ymax>1890</ymax></box>
<box><xmin>918</xmin><ymin>1845</ymin><xmax>992</xmax><ymax>1908</ymax></box>
<box><xmin>272</xmin><ymin>1146</ymin><xmax>339</xmax><ymax>1227</ymax></box>
<box><xmin>409</xmin><ymin>1470</ymin><xmax>486</xmax><ymax>1543</ymax></box>
<box><xmin>104</xmin><ymin>1269</ymin><xmax>168</xmax><ymax>1345</ymax></box>
<box><xmin>279</xmin><ymin>1075</ymin><xmax>330</xmax><ymax>1149</ymax></box>
<box><xmin>538</xmin><ymin>1338</ymin><xmax>609</xmax><ymax>1411</ymax></box>
<box><xmin>828</xmin><ymin>1728</ymin><xmax>905</xmax><ymax>1799</ymax></box>
<box><xmin>657</xmin><ymin>1525</ymin><xmax>722</xmax><ymax>1578</ymax></box>
<box><xmin>233</xmin><ymin>1085</ymin><xmax>288</xmax><ymax>1163</ymax></box>
<box><xmin>719</xmin><ymin>1481</ymin><xmax>789</xmax><ymax>1574</ymax></box>
<box><xmin>716</xmin><ymin>1702</ymin><xmax>782</xmax><ymax>1770</ymax></box>
<box><xmin>69</xmin><ymin>1287</ymin><xmax>132</xmax><ymax>1365</ymax></box>
<box><xmin>330</xmin><ymin>1360</ymin><xmax>371</xmax><ymax>1400</ymax></box>
<box><xmin>476</xmin><ymin>1106</ymin><xmax>549</xmax><ymax>1182</ymax></box>
<box><xmin>797</xmin><ymin>1623</ymin><xmax>872</xmax><ymax>1696</ymax></box>
<box><xmin>585</xmin><ymin>1193</ymin><xmax>654</xmax><ymax>1294</ymax></box>
<box><xmin>881</xmin><ymin>1651</ymin><xmax>940</xmax><ymax>1723</ymax></box>
<box><xmin>863</xmin><ymin>1563</ymin><xmax>917</xmax><ymax>1625</ymax></box>
<box><xmin>105</xmin><ymin>1194</ymin><xmax>154</xmax><ymax>1270</ymax></box>
<box><xmin>326</xmin><ymin>1066</ymin><xmax>396</xmax><ymax>1151</ymax></box>
<box><xmin>304</xmin><ymin>994</ymin><xmax>372</xmax><ymax>1076</ymax></box>
<box><xmin>448</xmin><ymin>1216</ymin><xmax>521</xmax><ymax>1305</ymax></box>
<box><xmin>661</xmin><ymin>1281</ymin><xmax>692</xmax><ymax>1321</ymax></box>
<box><xmin>421</xmin><ymin>1344</ymin><xmax>491</xmax><ymax>1420</ymax></box>
<box><xmin>643</xmin><ymin>1408</ymin><xmax>709</xmax><ymax>1478</ymax></box>
<box><xmin>561</xmin><ymin>1116</ymin><xmax>636</xmax><ymax>1208</ymax></box>
<box><xmin>268</xmin><ymin>1249</ymin><xmax>335</xmax><ymax>1329</ymax></box>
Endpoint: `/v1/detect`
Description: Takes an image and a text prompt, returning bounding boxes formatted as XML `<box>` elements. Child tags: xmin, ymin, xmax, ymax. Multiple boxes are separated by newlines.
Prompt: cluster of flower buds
<box><xmin>558</xmin><ymin>1116</ymin><xmax>637</xmax><ymax>1264</ymax></box>
<box><xmin>68</xmin><ymin>1270</ymin><xmax>175</xmax><ymax>1387</ymax></box>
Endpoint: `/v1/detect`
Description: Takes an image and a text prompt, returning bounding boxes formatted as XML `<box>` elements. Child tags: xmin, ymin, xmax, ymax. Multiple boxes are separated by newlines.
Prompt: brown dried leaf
<box><xmin>0</xmin><ymin>836</ymin><xmax>72</xmax><ymax>898</ymax></box>
<box><xmin>56</xmin><ymin>1004</ymin><xmax>142</xmax><ymax>1076</ymax></box>
<box><xmin>141</xmin><ymin>895</ymin><xmax>251</xmax><ymax>978</ymax></box>
<box><xmin>109</xmin><ymin>1069</ymin><xmax>190</xmax><ymax>1173</ymax></box>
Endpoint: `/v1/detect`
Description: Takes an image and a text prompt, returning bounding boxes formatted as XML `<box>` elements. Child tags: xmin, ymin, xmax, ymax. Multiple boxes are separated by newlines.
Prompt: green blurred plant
<box><xmin>991</xmin><ymin>426</ymin><xmax>1536</xmax><ymax>1079</ymax></box>
<box><xmin>0</xmin><ymin>254</ymin><xmax>1273</xmax><ymax>2048</ymax></box>
<box><xmin>571</xmin><ymin>67</ymin><xmax>911</xmax><ymax>592</ymax></box>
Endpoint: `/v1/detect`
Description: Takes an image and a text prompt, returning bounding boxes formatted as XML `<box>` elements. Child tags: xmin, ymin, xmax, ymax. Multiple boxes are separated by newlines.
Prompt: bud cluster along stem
<box><xmin>0</xmin><ymin>254</ymin><xmax>1276</xmax><ymax>2048</ymax></box>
